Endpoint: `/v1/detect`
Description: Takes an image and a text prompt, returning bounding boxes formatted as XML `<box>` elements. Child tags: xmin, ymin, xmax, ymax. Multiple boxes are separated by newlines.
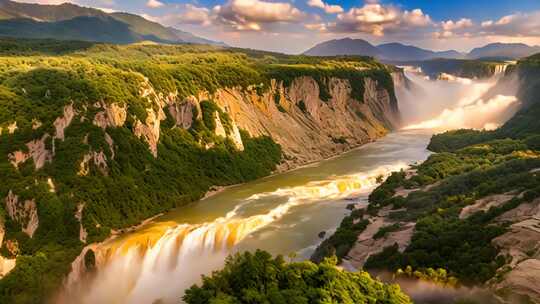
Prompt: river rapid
<box><xmin>59</xmin><ymin>67</ymin><xmax>519</xmax><ymax>304</ymax></box>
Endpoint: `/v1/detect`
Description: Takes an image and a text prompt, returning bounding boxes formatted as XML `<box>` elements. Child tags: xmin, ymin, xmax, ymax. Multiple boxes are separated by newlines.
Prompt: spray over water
<box><xmin>59</xmin><ymin>163</ymin><xmax>408</xmax><ymax>304</ymax></box>
<box><xmin>397</xmin><ymin>66</ymin><xmax>519</xmax><ymax>131</ymax></box>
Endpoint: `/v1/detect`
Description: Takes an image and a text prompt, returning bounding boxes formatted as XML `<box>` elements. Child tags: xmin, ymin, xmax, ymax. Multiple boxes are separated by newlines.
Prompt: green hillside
<box><xmin>312</xmin><ymin>53</ymin><xmax>540</xmax><ymax>303</ymax></box>
<box><xmin>0</xmin><ymin>0</ymin><xmax>221</xmax><ymax>45</ymax></box>
<box><xmin>0</xmin><ymin>39</ymin><xmax>397</xmax><ymax>304</ymax></box>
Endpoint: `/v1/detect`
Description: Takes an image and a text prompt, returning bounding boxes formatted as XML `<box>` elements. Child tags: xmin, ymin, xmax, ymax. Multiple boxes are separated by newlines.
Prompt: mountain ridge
<box><xmin>304</xmin><ymin>38</ymin><xmax>540</xmax><ymax>61</ymax></box>
<box><xmin>0</xmin><ymin>0</ymin><xmax>223</xmax><ymax>45</ymax></box>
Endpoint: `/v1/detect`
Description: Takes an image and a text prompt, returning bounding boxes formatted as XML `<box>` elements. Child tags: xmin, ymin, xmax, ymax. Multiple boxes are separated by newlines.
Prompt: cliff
<box><xmin>0</xmin><ymin>40</ymin><xmax>401</xmax><ymax>303</ymax></box>
<box><xmin>312</xmin><ymin>54</ymin><xmax>540</xmax><ymax>303</ymax></box>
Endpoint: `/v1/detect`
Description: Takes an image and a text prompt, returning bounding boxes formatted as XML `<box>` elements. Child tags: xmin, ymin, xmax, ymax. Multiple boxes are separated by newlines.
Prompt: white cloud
<box><xmin>480</xmin><ymin>12</ymin><xmax>540</xmax><ymax>37</ymax></box>
<box><xmin>441</xmin><ymin>18</ymin><xmax>473</xmax><ymax>31</ymax></box>
<box><xmin>213</xmin><ymin>0</ymin><xmax>305</xmax><ymax>31</ymax></box>
<box><xmin>307</xmin><ymin>0</ymin><xmax>343</xmax><ymax>14</ymax></box>
<box><xmin>320</xmin><ymin>3</ymin><xmax>431</xmax><ymax>36</ymax></box>
<box><xmin>176</xmin><ymin>4</ymin><xmax>212</xmax><ymax>26</ymax></box>
<box><xmin>146</xmin><ymin>0</ymin><xmax>164</xmax><ymax>9</ymax></box>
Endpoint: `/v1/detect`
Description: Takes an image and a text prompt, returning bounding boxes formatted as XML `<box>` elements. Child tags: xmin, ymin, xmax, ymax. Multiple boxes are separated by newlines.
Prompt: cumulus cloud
<box><xmin>213</xmin><ymin>0</ymin><xmax>305</xmax><ymax>31</ymax></box>
<box><xmin>176</xmin><ymin>4</ymin><xmax>212</xmax><ymax>26</ymax></box>
<box><xmin>434</xmin><ymin>11</ymin><xmax>540</xmax><ymax>40</ymax></box>
<box><xmin>307</xmin><ymin>0</ymin><xmax>343</xmax><ymax>14</ymax></box>
<box><xmin>321</xmin><ymin>3</ymin><xmax>432</xmax><ymax>36</ymax></box>
<box><xmin>146</xmin><ymin>0</ymin><xmax>164</xmax><ymax>8</ymax></box>
<box><xmin>480</xmin><ymin>12</ymin><xmax>540</xmax><ymax>37</ymax></box>
<box><xmin>441</xmin><ymin>18</ymin><xmax>473</xmax><ymax>31</ymax></box>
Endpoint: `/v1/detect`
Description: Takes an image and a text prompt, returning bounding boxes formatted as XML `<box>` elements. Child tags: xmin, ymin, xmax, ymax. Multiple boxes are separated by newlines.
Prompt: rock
<box><xmin>5</xmin><ymin>191</ymin><xmax>39</xmax><ymax>238</ymax></box>
<box><xmin>54</xmin><ymin>103</ymin><xmax>76</xmax><ymax>140</ymax></box>
<box><xmin>318</xmin><ymin>231</ymin><xmax>326</xmax><ymax>239</ymax></box>
<box><xmin>78</xmin><ymin>151</ymin><xmax>109</xmax><ymax>176</ymax></box>
<box><xmin>92</xmin><ymin>102</ymin><xmax>127</xmax><ymax>129</ymax></box>
<box><xmin>9</xmin><ymin>134</ymin><xmax>53</xmax><ymax>170</ymax></box>
<box><xmin>460</xmin><ymin>192</ymin><xmax>515</xmax><ymax>219</ymax></box>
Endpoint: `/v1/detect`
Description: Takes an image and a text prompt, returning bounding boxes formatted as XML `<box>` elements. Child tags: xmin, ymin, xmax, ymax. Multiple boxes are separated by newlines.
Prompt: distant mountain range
<box><xmin>304</xmin><ymin>38</ymin><xmax>540</xmax><ymax>61</ymax></box>
<box><xmin>0</xmin><ymin>0</ymin><xmax>223</xmax><ymax>45</ymax></box>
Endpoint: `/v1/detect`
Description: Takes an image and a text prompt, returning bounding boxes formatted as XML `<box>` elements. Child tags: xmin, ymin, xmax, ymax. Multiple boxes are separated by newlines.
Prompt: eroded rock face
<box><xmin>78</xmin><ymin>151</ymin><xmax>109</xmax><ymax>176</ymax></box>
<box><xmin>210</xmin><ymin>75</ymin><xmax>400</xmax><ymax>170</ymax></box>
<box><xmin>8</xmin><ymin>134</ymin><xmax>53</xmax><ymax>170</ymax></box>
<box><xmin>54</xmin><ymin>103</ymin><xmax>76</xmax><ymax>141</ymax></box>
<box><xmin>133</xmin><ymin>108</ymin><xmax>166</xmax><ymax>157</ymax></box>
<box><xmin>5</xmin><ymin>191</ymin><xmax>39</xmax><ymax>238</ymax></box>
<box><xmin>75</xmin><ymin>203</ymin><xmax>87</xmax><ymax>243</ymax></box>
<box><xmin>214</xmin><ymin>114</ymin><xmax>227</xmax><ymax>138</ymax></box>
<box><xmin>491</xmin><ymin>198</ymin><xmax>540</xmax><ymax>301</ymax></box>
<box><xmin>93</xmin><ymin>102</ymin><xmax>127</xmax><ymax>129</ymax></box>
<box><xmin>168</xmin><ymin>97</ymin><xmax>198</xmax><ymax>129</ymax></box>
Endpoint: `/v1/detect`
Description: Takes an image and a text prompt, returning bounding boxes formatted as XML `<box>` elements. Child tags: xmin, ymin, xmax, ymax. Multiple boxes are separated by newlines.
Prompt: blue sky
<box><xmin>18</xmin><ymin>0</ymin><xmax>540</xmax><ymax>53</ymax></box>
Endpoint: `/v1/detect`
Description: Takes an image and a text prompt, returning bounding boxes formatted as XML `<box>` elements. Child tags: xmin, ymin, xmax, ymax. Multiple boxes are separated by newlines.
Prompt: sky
<box><xmin>14</xmin><ymin>0</ymin><xmax>540</xmax><ymax>54</ymax></box>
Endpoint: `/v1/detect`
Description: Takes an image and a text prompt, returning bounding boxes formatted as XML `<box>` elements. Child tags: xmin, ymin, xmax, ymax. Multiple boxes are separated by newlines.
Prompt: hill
<box><xmin>468</xmin><ymin>43</ymin><xmax>540</xmax><ymax>60</ymax></box>
<box><xmin>304</xmin><ymin>38</ymin><xmax>539</xmax><ymax>61</ymax></box>
<box><xmin>0</xmin><ymin>38</ymin><xmax>402</xmax><ymax>303</ymax></box>
<box><xmin>304</xmin><ymin>38</ymin><xmax>463</xmax><ymax>61</ymax></box>
<box><xmin>0</xmin><ymin>0</ymin><xmax>222</xmax><ymax>45</ymax></box>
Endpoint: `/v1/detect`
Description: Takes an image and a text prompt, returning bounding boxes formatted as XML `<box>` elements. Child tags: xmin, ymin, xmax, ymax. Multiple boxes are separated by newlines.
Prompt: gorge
<box><xmin>0</xmin><ymin>39</ymin><xmax>538</xmax><ymax>304</ymax></box>
<box><xmin>56</xmin><ymin>60</ymin><xmax>520</xmax><ymax>304</ymax></box>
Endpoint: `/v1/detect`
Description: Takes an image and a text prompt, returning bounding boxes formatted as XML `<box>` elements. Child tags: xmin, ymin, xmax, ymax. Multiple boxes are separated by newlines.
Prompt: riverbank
<box><xmin>57</xmin><ymin>130</ymin><xmax>433</xmax><ymax>304</ymax></box>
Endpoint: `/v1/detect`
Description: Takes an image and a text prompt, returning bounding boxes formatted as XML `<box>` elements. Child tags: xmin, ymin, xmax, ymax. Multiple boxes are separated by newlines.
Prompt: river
<box><xmin>62</xmin><ymin>129</ymin><xmax>433</xmax><ymax>304</ymax></box>
<box><xmin>61</xmin><ymin>67</ymin><xmax>519</xmax><ymax>304</ymax></box>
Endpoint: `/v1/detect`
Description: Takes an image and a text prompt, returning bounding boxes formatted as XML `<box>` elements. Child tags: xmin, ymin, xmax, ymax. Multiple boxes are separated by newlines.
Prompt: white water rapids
<box><xmin>59</xmin><ymin>163</ymin><xmax>409</xmax><ymax>304</ymax></box>
<box><xmin>57</xmin><ymin>64</ymin><xmax>520</xmax><ymax>304</ymax></box>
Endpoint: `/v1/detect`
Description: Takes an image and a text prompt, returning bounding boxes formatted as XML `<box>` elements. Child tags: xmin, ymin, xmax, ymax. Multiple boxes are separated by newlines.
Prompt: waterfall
<box><xmin>493</xmin><ymin>64</ymin><xmax>508</xmax><ymax>76</ymax></box>
<box><xmin>58</xmin><ymin>163</ymin><xmax>408</xmax><ymax>304</ymax></box>
<box><xmin>397</xmin><ymin>66</ymin><xmax>519</xmax><ymax>132</ymax></box>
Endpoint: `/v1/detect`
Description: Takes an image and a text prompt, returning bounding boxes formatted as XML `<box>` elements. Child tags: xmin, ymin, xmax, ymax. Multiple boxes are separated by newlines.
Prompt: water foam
<box><xmin>398</xmin><ymin>65</ymin><xmax>519</xmax><ymax>132</ymax></box>
<box><xmin>60</xmin><ymin>163</ymin><xmax>408</xmax><ymax>304</ymax></box>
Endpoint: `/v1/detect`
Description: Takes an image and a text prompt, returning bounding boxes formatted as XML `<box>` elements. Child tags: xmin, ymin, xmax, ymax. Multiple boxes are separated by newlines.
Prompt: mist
<box><xmin>396</xmin><ymin>67</ymin><xmax>520</xmax><ymax>132</ymax></box>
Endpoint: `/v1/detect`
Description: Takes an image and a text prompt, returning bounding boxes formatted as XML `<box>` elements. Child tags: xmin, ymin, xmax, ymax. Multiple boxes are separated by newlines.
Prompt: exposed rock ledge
<box><xmin>491</xmin><ymin>198</ymin><xmax>540</xmax><ymax>302</ymax></box>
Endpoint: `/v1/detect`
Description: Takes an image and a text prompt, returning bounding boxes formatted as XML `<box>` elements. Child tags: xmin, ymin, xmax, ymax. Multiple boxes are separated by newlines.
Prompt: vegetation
<box><xmin>311</xmin><ymin>209</ymin><xmax>368</xmax><ymax>263</ymax></box>
<box><xmin>0</xmin><ymin>39</ymin><xmax>397</xmax><ymax>303</ymax></box>
<box><xmin>414</xmin><ymin>58</ymin><xmax>507</xmax><ymax>79</ymax></box>
<box><xmin>184</xmin><ymin>250</ymin><xmax>412</xmax><ymax>304</ymax></box>
<box><xmin>312</xmin><ymin>54</ymin><xmax>540</xmax><ymax>291</ymax></box>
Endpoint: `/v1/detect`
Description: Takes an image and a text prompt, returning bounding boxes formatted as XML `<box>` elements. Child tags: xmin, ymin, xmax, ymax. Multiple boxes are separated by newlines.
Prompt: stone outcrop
<box><xmin>75</xmin><ymin>203</ymin><xmax>87</xmax><ymax>243</ymax></box>
<box><xmin>206</xmin><ymin>75</ymin><xmax>401</xmax><ymax>170</ymax></box>
<box><xmin>168</xmin><ymin>97</ymin><xmax>198</xmax><ymax>129</ymax></box>
<box><xmin>54</xmin><ymin>103</ymin><xmax>76</xmax><ymax>140</ymax></box>
<box><xmin>5</xmin><ymin>191</ymin><xmax>39</xmax><ymax>238</ymax></box>
<box><xmin>93</xmin><ymin>102</ymin><xmax>127</xmax><ymax>129</ymax></box>
<box><xmin>491</xmin><ymin>198</ymin><xmax>540</xmax><ymax>302</ymax></box>
<box><xmin>8</xmin><ymin>134</ymin><xmax>53</xmax><ymax>170</ymax></box>
<box><xmin>78</xmin><ymin>151</ymin><xmax>109</xmax><ymax>176</ymax></box>
<box><xmin>133</xmin><ymin>108</ymin><xmax>165</xmax><ymax>157</ymax></box>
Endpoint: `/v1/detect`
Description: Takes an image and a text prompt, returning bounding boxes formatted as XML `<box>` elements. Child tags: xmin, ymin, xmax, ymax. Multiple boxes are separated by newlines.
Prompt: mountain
<box><xmin>0</xmin><ymin>0</ymin><xmax>223</xmax><ymax>45</ymax></box>
<box><xmin>304</xmin><ymin>38</ymin><xmax>463</xmax><ymax>61</ymax></box>
<box><xmin>304</xmin><ymin>38</ymin><xmax>540</xmax><ymax>61</ymax></box>
<box><xmin>303</xmin><ymin>38</ymin><xmax>380</xmax><ymax>57</ymax></box>
<box><xmin>468</xmin><ymin>43</ymin><xmax>540</xmax><ymax>59</ymax></box>
<box><xmin>377</xmin><ymin>42</ymin><xmax>464</xmax><ymax>61</ymax></box>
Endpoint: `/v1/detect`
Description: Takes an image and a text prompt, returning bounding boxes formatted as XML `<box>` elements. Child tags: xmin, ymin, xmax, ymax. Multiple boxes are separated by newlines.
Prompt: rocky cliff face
<box><xmin>194</xmin><ymin>76</ymin><xmax>400</xmax><ymax>170</ymax></box>
<box><xmin>0</xmin><ymin>71</ymin><xmax>401</xmax><ymax>281</ymax></box>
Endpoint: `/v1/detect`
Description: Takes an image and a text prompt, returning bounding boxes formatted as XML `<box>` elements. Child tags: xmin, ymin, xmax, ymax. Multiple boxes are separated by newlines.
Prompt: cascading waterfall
<box><xmin>397</xmin><ymin>64</ymin><xmax>519</xmax><ymax>131</ymax></box>
<box><xmin>59</xmin><ymin>163</ymin><xmax>408</xmax><ymax>304</ymax></box>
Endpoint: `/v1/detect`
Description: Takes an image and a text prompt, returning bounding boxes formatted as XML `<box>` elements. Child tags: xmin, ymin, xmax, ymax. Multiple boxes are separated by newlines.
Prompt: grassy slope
<box><xmin>0</xmin><ymin>39</ymin><xmax>397</xmax><ymax>303</ymax></box>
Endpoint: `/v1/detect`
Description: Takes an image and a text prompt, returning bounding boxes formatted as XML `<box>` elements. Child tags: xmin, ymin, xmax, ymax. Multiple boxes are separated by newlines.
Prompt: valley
<box><xmin>0</xmin><ymin>1</ymin><xmax>540</xmax><ymax>303</ymax></box>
